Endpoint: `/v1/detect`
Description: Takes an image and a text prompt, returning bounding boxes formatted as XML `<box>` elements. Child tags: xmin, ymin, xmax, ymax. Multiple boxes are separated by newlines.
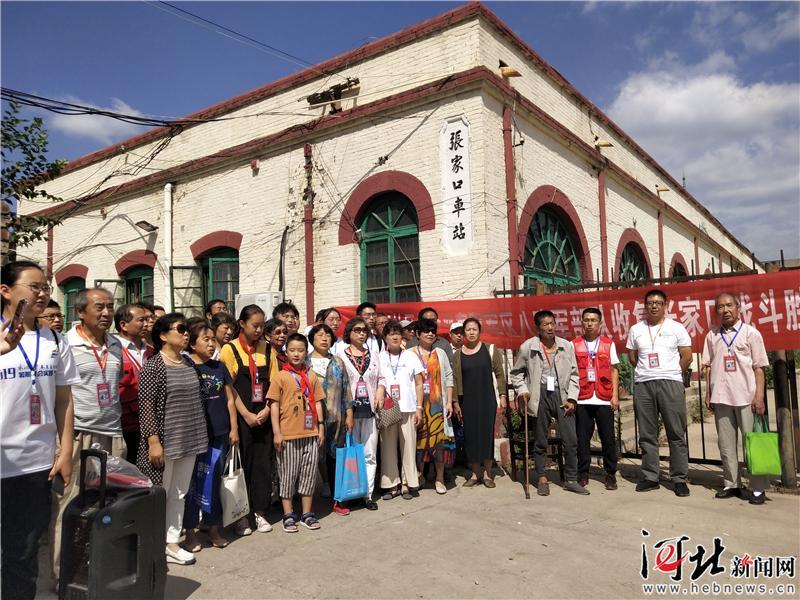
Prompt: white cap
<box><xmin>450</xmin><ymin>321</ymin><xmax>464</xmax><ymax>332</ymax></box>
<box><xmin>400</xmin><ymin>319</ymin><xmax>413</xmax><ymax>328</ymax></box>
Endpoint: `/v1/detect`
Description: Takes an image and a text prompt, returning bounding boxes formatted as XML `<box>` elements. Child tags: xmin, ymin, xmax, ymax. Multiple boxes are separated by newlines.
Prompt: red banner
<box><xmin>339</xmin><ymin>271</ymin><xmax>800</xmax><ymax>352</ymax></box>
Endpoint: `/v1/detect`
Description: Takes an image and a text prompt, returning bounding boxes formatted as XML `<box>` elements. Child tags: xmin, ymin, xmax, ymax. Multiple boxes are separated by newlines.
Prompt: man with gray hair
<box><xmin>50</xmin><ymin>287</ymin><xmax>126</xmax><ymax>583</ymax></box>
<box><xmin>702</xmin><ymin>292</ymin><xmax>770</xmax><ymax>505</ymax></box>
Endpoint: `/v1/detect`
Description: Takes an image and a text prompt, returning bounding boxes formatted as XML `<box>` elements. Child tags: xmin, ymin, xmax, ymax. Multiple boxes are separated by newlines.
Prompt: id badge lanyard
<box><xmin>416</xmin><ymin>347</ymin><xmax>433</xmax><ymax>395</ymax></box>
<box><xmin>585</xmin><ymin>337</ymin><xmax>600</xmax><ymax>382</ymax></box>
<box><xmin>647</xmin><ymin>322</ymin><xmax>664</xmax><ymax>369</ymax></box>
<box><xmin>347</xmin><ymin>348</ymin><xmax>370</xmax><ymax>402</ymax></box>
<box><xmin>289</xmin><ymin>371</ymin><xmax>317</xmax><ymax>429</ymax></box>
<box><xmin>387</xmin><ymin>353</ymin><xmax>401</xmax><ymax>408</ymax></box>
<box><xmin>78</xmin><ymin>325</ymin><xmax>111</xmax><ymax>408</ymax></box>
<box><xmin>239</xmin><ymin>335</ymin><xmax>263</xmax><ymax>403</ymax></box>
<box><xmin>543</xmin><ymin>346</ymin><xmax>559</xmax><ymax>392</ymax></box>
<box><xmin>720</xmin><ymin>323</ymin><xmax>743</xmax><ymax>372</ymax></box>
<box><xmin>17</xmin><ymin>325</ymin><xmax>43</xmax><ymax>424</ymax></box>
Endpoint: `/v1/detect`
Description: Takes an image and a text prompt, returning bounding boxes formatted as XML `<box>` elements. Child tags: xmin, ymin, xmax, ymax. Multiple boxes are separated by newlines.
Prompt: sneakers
<box><xmin>604</xmin><ymin>473</ymin><xmax>618</xmax><ymax>491</ymax></box>
<box><xmin>332</xmin><ymin>501</ymin><xmax>350</xmax><ymax>516</ymax></box>
<box><xmin>749</xmin><ymin>491</ymin><xmax>767</xmax><ymax>505</ymax></box>
<box><xmin>166</xmin><ymin>546</ymin><xmax>195</xmax><ymax>565</ymax></box>
<box><xmin>715</xmin><ymin>487</ymin><xmax>742</xmax><ymax>499</ymax></box>
<box><xmin>234</xmin><ymin>517</ymin><xmax>253</xmax><ymax>537</ymax></box>
<box><xmin>564</xmin><ymin>480</ymin><xmax>590</xmax><ymax>495</ymax></box>
<box><xmin>537</xmin><ymin>481</ymin><xmax>550</xmax><ymax>496</ymax></box>
<box><xmin>635</xmin><ymin>479</ymin><xmax>660</xmax><ymax>492</ymax></box>
<box><xmin>254</xmin><ymin>513</ymin><xmax>273</xmax><ymax>533</ymax></box>
<box><xmin>673</xmin><ymin>482</ymin><xmax>690</xmax><ymax>497</ymax></box>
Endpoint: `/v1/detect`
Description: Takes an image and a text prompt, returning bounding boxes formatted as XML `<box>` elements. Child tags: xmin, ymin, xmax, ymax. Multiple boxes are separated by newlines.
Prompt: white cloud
<box><xmin>690</xmin><ymin>3</ymin><xmax>800</xmax><ymax>54</ymax></box>
<box><xmin>607</xmin><ymin>56</ymin><xmax>800</xmax><ymax>260</ymax></box>
<box><xmin>48</xmin><ymin>96</ymin><xmax>147</xmax><ymax>145</ymax></box>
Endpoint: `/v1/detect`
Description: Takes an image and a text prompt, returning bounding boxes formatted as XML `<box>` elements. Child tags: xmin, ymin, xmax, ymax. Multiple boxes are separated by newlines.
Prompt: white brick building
<box><xmin>24</xmin><ymin>2</ymin><xmax>760</xmax><ymax>324</ymax></box>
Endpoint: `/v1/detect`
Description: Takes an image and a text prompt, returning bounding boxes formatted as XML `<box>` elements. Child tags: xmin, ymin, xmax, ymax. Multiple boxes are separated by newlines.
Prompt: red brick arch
<box><xmin>190</xmin><ymin>230</ymin><xmax>243</xmax><ymax>260</ymax></box>
<box><xmin>115</xmin><ymin>249</ymin><xmax>158</xmax><ymax>276</ymax></box>
<box><xmin>338</xmin><ymin>171</ymin><xmax>435</xmax><ymax>245</ymax></box>
<box><xmin>614</xmin><ymin>229</ymin><xmax>652</xmax><ymax>280</ymax></box>
<box><xmin>517</xmin><ymin>185</ymin><xmax>594</xmax><ymax>281</ymax></box>
<box><xmin>54</xmin><ymin>263</ymin><xmax>88</xmax><ymax>286</ymax></box>
<box><xmin>669</xmin><ymin>252</ymin><xmax>689</xmax><ymax>277</ymax></box>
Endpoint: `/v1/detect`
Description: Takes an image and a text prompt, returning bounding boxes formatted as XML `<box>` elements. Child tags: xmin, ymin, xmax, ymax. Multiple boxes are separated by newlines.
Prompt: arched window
<box><xmin>61</xmin><ymin>277</ymin><xmax>85</xmax><ymax>327</ymax></box>
<box><xmin>124</xmin><ymin>266</ymin><xmax>154</xmax><ymax>305</ymax></box>
<box><xmin>671</xmin><ymin>262</ymin><xmax>687</xmax><ymax>278</ymax></box>
<box><xmin>201</xmin><ymin>248</ymin><xmax>239</xmax><ymax>312</ymax></box>
<box><xmin>618</xmin><ymin>243</ymin><xmax>650</xmax><ymax>282</ymax></box>
<box><xmin>360</xmin><ymin>192</ymin><xmax>421</xmax><ymax>303</ymax></box>
<box><xmin>523</xmin><ymin>207</ymin><xmax>581</xmax><ymax>288</ymax></box>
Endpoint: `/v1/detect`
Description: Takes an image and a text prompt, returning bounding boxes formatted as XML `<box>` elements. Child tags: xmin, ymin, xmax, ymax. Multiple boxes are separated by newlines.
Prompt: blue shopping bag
<box><xmin>334</xmin><ymin>432</ymin><xmax>368</xmax><ymax>502</ymax></box>
<box><xmin>192</xmin><ymin>446</ymin><xmax>223</xmax><ymax>512</ymax></box>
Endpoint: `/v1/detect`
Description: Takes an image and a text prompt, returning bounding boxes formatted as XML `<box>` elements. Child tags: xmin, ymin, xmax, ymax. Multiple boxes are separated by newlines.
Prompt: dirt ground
<box><xmin>38</xmin><ymin>459</ymin><xmax>799</xmax><ymax>600</ymax></box>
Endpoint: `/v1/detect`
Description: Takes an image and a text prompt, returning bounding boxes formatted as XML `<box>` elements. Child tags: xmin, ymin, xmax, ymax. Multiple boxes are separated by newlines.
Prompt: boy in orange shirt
<box><xmin>268</xmin><ymin>333</ymin><xmax>325</xmax><ymax>532</ymax></box>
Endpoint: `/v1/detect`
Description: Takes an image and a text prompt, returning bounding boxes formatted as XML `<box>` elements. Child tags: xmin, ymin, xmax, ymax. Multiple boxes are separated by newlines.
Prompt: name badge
<box><xmin>252</xmin><ymin>386</ymin><xmax>264</xmax><ymax>404</ymax></box>
<box><xmin>422</xmin><ymin>382</ymin><xmax>431</xmax><ymax>395</ymax></box>
<box><xmin>97</xmin><ymin>382</ymin><xmax>112</xmax><ymax>408</ymax></box>
<box><xmin>587</xmin><ymin>369</ymin><xmax>596</xmax><ymax>383</ymax></box>
<box><xmin>724</xmin><ymin>355</ymin><xmax>737</xmax><ymax>372</ymax></box>
<box><xmin>355</xmin><ymin>380</ymin><xmax>369</xmax><ymax>400</ymax></box>
<box><xmin>647</xmin><ymin>353</ymin><xmax>660</xmax><ymax>369</ymax></box>
<box><xmin>546</xmin><ymin>376</ymin><xmax>556</xmax><ymax>392</ymax></box>
<box><xmin>30</xmin><ymin>394</ymin><xmax>42</xmax><ymax>425</ymax></box>
<box><xmin>304</xmin><ymin>409</ymin><xmax>314</xmax><ymax>430</ymax></box>
<box><xmin>387</xmin><ymin>384</ymin><xmax>400</xmax><ymax>409</ymax></box>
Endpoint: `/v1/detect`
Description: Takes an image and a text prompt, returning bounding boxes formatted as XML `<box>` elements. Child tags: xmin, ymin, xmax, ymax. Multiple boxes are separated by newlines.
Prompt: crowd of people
<box><xmin>0</xmin><ymin>259</ymin><xmax>771</xmax><ymax>599</ymax></box>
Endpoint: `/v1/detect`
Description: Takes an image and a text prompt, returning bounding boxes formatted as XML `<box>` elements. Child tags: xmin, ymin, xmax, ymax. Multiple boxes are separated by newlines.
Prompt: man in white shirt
<box><xmin>626</xmin><ymin>289</ymin><xmax>692</xmax><ymax>496</ymax></box>
<box><xmin>51</xmin><ymin>288</ymin><xmax>126</xmax><ymax>581</ymax></box>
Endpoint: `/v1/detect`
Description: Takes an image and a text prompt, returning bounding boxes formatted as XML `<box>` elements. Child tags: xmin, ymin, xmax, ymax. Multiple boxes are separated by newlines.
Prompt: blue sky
<box><xmin>2</xmin><ymin>1</ymin><xmax>798</xmax><ymax>261</ymax></box>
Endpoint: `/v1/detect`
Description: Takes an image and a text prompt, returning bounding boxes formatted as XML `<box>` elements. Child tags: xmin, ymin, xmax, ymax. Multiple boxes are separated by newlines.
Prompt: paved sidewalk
<box><xmin>39</xmin><ymin>463</ymin><xmax>799</xmax><ymax>599</ymax></box>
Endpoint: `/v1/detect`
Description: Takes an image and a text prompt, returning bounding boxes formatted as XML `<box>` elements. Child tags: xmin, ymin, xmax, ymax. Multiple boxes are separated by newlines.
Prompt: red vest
<box><xmin>572</xmin><ymin>336</ymin><xmax>614</xmax><ymax>401</ymax></box>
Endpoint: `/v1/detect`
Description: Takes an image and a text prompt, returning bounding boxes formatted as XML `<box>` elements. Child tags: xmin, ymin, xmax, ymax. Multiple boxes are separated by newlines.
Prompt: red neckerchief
<box><xmin>238</xmin><ymin>334</ymin><xmax>260</xmax><ymax>385</ymax></box>
<box><xmin>282</xmin><ymin>362</ymin><xmax>318</xmax><ymax>424</ymax></box>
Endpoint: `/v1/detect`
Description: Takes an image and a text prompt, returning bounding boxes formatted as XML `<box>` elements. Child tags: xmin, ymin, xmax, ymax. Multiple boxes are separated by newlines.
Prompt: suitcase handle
<box><xmin>79</xmin><ymin>448</ymin><xmax>108</xmax><ymax>508</ymax></box>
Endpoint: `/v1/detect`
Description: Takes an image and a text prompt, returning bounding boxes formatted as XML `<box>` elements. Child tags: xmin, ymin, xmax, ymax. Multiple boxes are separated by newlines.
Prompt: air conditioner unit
<box><xmin>235</xmin><ymin>291</ymin><xmax>283</xmax><ymax>320</ymax></box>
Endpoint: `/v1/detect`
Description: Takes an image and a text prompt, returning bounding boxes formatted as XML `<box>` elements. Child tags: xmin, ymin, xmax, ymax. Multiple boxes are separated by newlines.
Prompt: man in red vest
<box><xmin>572</xmin><ymin>307</ymin><xmax>619</xmax><ymax>490</ymax></box>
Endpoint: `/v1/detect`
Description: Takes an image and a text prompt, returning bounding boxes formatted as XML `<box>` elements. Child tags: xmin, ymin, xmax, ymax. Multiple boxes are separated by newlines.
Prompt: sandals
<box><xmin>381</xmin><ymin>488</ymin><xmax>400</xmax><ymax>501</ymax></box>
<box><xmin>299</xmin><ymin>512</ymin><xmax>321</xmax><ymax>530</ymax></box>
<box><xmin>435</xmin><ymin>481</ymin><xmax>447</xmax><ymax>495</ymax></box>
<box><xmin>462</xmin><ymin>477</ymin><xmax>482</xmax><ymax>488</ymax></box>
<box><xmin>282</xmin><ymin>513</ymin><xmax>299</xmax><ymax>533</ymax></box>
<box><xmin>401</xmin><ymin>487</ymin><xmax>413</xmax><ymax>500</ymax></box>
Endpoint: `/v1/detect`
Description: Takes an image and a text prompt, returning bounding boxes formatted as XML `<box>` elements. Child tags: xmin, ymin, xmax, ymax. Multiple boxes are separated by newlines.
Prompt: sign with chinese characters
<box><xmin>338</xmin><ymin>271</ymin><xmax>800</xmax><ymax>352</ymax></box>
<box><xmin>440</xmin><ymin>116</ymin><xmax>472</xmax><ymax>256</ymax></box>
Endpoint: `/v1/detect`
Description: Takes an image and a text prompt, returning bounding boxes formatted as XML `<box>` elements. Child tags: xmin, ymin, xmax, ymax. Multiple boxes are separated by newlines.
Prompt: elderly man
<box><xmin>50</xmin><ymin>287</ymin><xmax>126</xmax><ymax>582</ymax></box>
<box><xmin>627</xmin><ymin>289</ymin><xmax>692</xmax><ymax>496</ymax></box>
<box><xmin>702</xmin><ymin>292</ymin><xmax>770</xmax><ymax>505</ymax></box>
<box><xmin>510</xmin><ymin>310</ymin><xmax>587</xmax><ymax>496</ymax></box>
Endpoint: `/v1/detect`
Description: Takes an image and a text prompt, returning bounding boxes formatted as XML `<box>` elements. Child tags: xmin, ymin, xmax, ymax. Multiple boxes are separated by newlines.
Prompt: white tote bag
<box><xmin>220</xmin><ymin>446</ymin><xmax>250</xmax><ymax>527</ymax></box>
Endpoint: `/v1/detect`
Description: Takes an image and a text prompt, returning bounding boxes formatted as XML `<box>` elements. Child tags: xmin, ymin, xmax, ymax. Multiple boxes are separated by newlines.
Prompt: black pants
<box><xmin>122</xmin><ymin>430</ymin><xmax>140</xmax><ymax>463</ymax></box>
<box><xmin>238</xmin><ymin>417</ymin><xmax>273</xmax><ymax>514</ymax></box>
<box><xmin>1</xmin><ymin>469</ymin><xmax>51</xmax><ymax>600</ymax></box>
<box><xmin>576</xmin><ymin>404</ymin><xmax>618</xmax><ymax>477</ymax></box>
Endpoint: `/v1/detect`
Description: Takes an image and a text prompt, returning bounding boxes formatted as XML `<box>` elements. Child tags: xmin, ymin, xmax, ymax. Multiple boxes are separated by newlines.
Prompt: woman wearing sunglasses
<box><xmin>337</xmin><ymin>317</ymin><xmax>384</xmax><ymax>510</ymax></box>
<box><xmin>136</xmin><ymin>313</ymin><xmax>208</xmax><ymax>566</ymax></box>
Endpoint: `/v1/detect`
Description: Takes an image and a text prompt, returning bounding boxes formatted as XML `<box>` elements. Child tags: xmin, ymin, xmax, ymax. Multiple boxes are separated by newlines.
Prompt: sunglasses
<box><xmin>171</xmin><ymin>323</ymin><xmax>188</xmax><ymax>334</ymax></box>
<box><xmin>351</xmin><ymin>327</ymin><xmax>368</xmax><ymax>334</ymax></box>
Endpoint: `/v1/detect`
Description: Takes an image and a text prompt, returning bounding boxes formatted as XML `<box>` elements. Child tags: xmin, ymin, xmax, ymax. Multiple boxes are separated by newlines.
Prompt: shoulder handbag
<box><xmin>375</xmin><ymin>392</ymin><xmax>402</xmax><ymax>430</ymax></box>
<box><xmin>745</xmin><ymin>415</ymin><xmax>782</xmax><ymax>476</ymax></box>
<box><xmin>220</xmin><ymin>446</ymin><xmax>250</xmax><ymax>526</ymax></box>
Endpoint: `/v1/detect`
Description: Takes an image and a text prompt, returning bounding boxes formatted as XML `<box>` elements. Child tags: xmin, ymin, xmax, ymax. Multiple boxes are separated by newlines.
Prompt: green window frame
<box><xmin>62</xmin><ymin>277</ymin><xmax>85</xmax><ymax>328</ymax></box>
<box><xmin>671</xmin><ymin>262</ymin><xmax>687</xmax><ymax>278</ymax></box>
<box><xmin>359</xmin><ymin>193</ymin><xmax>421</xmax><ymax>303</ymax></box>
<box><xmin>618</xmin><ymin>243</ymin><xmax>650</xmax><ymax>282</ymax></box>
<box><xmin>523</xmin><ymin>207</ymin><xmax>581</xmax><ymax>288</ymax></box>
<box><xmin>201</xmin><ymin>248</ymin><xmax>239</xmax><ymax>312</ymax></box>
<box><xmin>124</xmin><ymin>266</ymin><xmax>154</xmax><ymax>305</ymax></box>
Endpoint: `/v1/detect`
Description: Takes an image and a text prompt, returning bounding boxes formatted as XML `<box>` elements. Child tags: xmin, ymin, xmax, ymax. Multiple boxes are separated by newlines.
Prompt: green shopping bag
<box><xmin>745</xmin><ymin>415</ymin><xmax>782</xmax><ymax>476</ymax></box>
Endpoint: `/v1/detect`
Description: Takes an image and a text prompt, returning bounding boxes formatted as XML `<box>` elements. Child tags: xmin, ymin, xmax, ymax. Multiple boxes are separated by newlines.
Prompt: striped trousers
<box><xmin>278</xmin><ymin>436</ymin><xmax>319</xmax><ymax>498</ymax></box>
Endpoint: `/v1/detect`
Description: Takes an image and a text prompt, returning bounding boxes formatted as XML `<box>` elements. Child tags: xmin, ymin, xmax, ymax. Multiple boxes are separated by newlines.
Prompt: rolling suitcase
<box><xmin>59</xmin><ymin>449</ymin><xmax>167</xmax><ymax>600</ymax></box>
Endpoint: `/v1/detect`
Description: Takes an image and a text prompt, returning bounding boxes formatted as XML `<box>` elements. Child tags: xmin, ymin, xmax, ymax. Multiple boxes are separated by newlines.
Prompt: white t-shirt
<box><xmin>626</xmin><ymin>319</ymin><xmax>691</xmax><ymax>383</ymax></box>
<box><xmin>576</xmin><ymin>342</ymin><xmax>619</xmax><ymax>406</ymax></box>
<box><xmin>378</xmin><ymin>349</ymin><xmax>424</xmax><ymax>413</ymax></box>
<box><xmin>1</xmin><ymin>326</ymin><xmax>80</xmax><ymax>478</ymax></box>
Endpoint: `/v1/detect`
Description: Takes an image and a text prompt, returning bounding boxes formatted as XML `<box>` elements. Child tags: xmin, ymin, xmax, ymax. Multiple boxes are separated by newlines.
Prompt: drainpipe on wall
<box><xmin>302</xmin><ymin>144</ymin><xmax>315</xmax><ymax>323</ymax></box>
<box><xmin>502</xmin><ymin>105</ymin><xmax>520</xmax><ymax>289</ymax></box>
<box><xmin>598</xmin><ymin>171</ymin><xmax>609</xmax><ymax>283</ymax></box>
<box><xmin>163</xmin><ymin>182</ymin><xmax>174</xmax><ymax>310</ymax></box>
